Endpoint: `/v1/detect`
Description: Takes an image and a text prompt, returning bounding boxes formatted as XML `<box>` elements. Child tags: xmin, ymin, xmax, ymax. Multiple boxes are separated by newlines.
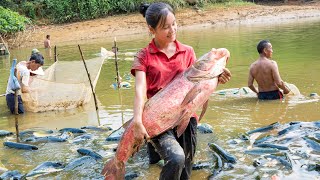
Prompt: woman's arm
<box><xmin>133</xmin><ymin>70</ymin><xmax>150</xmax><ymax>141</ymax></box>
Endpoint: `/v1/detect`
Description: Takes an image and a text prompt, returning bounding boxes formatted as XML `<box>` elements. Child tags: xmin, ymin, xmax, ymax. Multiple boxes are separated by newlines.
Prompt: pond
<box><xmin>0</xmin><ymin>17</ymin><xmax>319</xmax><ymax>179</ymax></box>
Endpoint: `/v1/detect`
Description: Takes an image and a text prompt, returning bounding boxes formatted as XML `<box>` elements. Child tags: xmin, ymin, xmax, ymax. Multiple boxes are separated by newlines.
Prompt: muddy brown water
<box><xmin>0</xmin><ymin>18</ymin><xmax>319</xmax><ymax>179</ymax></box>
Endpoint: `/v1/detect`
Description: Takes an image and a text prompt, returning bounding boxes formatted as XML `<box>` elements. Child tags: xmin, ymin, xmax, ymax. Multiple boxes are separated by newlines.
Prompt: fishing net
<box><xmin>21</xmin><ymin>48</ymin><xmax>108</xmax><ymax>112</ymax></box>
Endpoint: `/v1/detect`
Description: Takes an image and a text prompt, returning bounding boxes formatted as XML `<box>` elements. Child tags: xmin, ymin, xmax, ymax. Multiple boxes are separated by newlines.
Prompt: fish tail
<box><xmin>101</xmin><ymin>158</ymin><xmax>125</xmax><ymax>180</ymax></box>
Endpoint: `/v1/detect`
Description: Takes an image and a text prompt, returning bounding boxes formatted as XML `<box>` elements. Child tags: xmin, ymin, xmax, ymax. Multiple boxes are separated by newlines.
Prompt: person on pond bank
<box><xmin>248</xmin><ymin>40</ymin><xmax>290</xmax><ymax>100</ymax></box>
<box><xmin>44</xmin><ymin>35</ymin><xmax>51</xmax><ymax>48</ymax></box>
<box><xmin>5</xmin><ymin>53</ymin><xmax>44</xmax><ymax>114</ymax></box>
<box><xmin>129</xmin><ymin>2</ymin><xmax>231</xmax><ymax>179</ymax></box>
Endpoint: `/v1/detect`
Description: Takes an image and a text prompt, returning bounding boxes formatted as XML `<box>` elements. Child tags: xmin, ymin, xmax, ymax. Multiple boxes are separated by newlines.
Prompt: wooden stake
<box><xmin>78</xmin><ymin>45</ymin><xmax>101</xmax><ymax>126</ymax></box>
<box><xmin>112</xmin><ymin>38</ymin><xmax>125</xmax><ymax>125</ymax></box>
<box><xmin>54</xmin><ymin>46</ymin><xmax>57</xmax><ymax>62</ymax></box>
<box><xmin>14</xmin><ymin>69</ymin><xmax>20</xmax><ymax>142</ymax></box>
<box><xmin>113</xmin><ymin>37</ymin><xmax>121</xmax><ymax>89</ymax></box>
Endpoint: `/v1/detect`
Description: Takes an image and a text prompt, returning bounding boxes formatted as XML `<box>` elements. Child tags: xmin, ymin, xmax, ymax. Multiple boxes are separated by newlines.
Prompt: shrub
<box><xmin>0</xmin><ymin>6</ymin><xmax>31</xmax><ymax>35</ymax></box>
<box><xmin>1</xmin><ymin>0</ymin><xmax>249</xmax><ymax>24</ymax></box>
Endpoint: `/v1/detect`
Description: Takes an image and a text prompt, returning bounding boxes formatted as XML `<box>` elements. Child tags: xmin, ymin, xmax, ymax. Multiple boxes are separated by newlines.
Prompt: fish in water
<box><xmin>244</xmin><ymin>148</ymin><xmax>280</xmax><ymax>155</ymax></box>
<box><xmin>208</xmin><ymin>143</ymin><xmax>237</xmax><ymax>163</ymax></box>
<box><xmin>253</xmin><ymin>135</ymin><xmax>274</xmax><ymax>145</ymax></box>
<box><xmin>24</xmin><ymin>134</ymin><xmax>68</xmax><ymax>143</ymax></box>
<box><xmin>277</xmin><ymin>123</ymin><xmax>301</xmax><ymax>136</ymax></box>
<box><xmin>197</xmin><ymin>123</ymin><xmax>214</xmax><ymax>134</ymax></box>
<box><xmin>72</xmin><ymin>133</ymin><xmax>93</xmax><ymax>144</ymax></box>
<box><xmin>0</xmin><ymin>170</ymin><xmax>24</xmax><ymax>180</ymax></box>
<box><xmin>77</xmin><ymin>148</ymin><xmax>103</xmax><ymax>160</ymax></box>
<box><xmin>253</xmin><ymin>158</ymin><xmax>268</xmax><ymax>167</ymax></box>
<box><xmin>315</xmin><ymin>133</ymin><xmax>320</xmax><ymax>140</ymax></box>
<box><xmin>254</xmin><ymin>143</ymin><xmax>289</xmax><ymax>150</ymax></box>
<box><xmin>59</xmin><ymin>128</ymin><xmax>86</xmax><ymax>134</ymax></box>
<box><xmin>304</xmin><ymin>163</ymin><xmax>320</xmax><ymax>172</ymax></box>
<box><xmin>192</xmin><ymin>161</ymin><xmax>213</xmax><ymax>170</ymax></box>
<box><xmin>246</xmin><ymin>122</ymin><xmax>280</xmax><ymax>135</ymax></box>
<box><xmin>26</xmin><ymin>162</ymin><xmax>64</xmax><ymax>178</ymax></box>
<box><xmin>19</xmin><ymin>129</ymin><xmax>53</xmax><ymax>139</ymax></box>
<box><xmin>0</xmin><ymin>170</ymin><xmax>25</xmax><ymax>180</ymax></box>
<box><xmin>264</xmin><ymin>154</ymin><xmax>292</xmax><ymax>170</ymax></box>
<box><xmin>81</xmin><ymin>126</ymin><xmax>113</xmax><ymax>131</ymax></box>
<box><xmin>64</xmin><ymin>156</ymin><xmax>96</xmax><ymax>171</ymax></box>
<box><xmin>3</xmin><ymin>141</ymin><xmax>38</xmax><ymax>150</ymax></box>
<box><xmin>303</xmin><ymin>136</ymin><xmax>320</xmax><ymax>152</ymax></box>
<box><xmin>124</xmin><ymin>171</ymin><xmax>140</xmax><ymax>180</ymax></box>
<box><xmin>210</xmin><ymin>151</ymin><xmax>223</xmax><ymax>178</ymax></box>
<box><xmin>101</xmin><ymin>48</ymin><xmax>230</xmax><ymax>179</ymax></box>
<box><xmin>0</xmin><ymin>130</ymin><xmax>13</xmax><ymax>137</ymax></box>
<box><xmin>105</xmin><ymin>126</ymin><xmax>125</xmax><ymax>141</ymax></box>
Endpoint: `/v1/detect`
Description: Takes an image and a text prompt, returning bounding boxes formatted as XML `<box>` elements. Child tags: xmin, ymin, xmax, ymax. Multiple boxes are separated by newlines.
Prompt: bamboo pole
<box><xmin>54</xmin><ymin>46</ymin><xmax>57</xmax><ymax>62</ymax></box>
<box><xmin>113</xmin><ymin>37</ymin><xmax>121</xmax><ymax>89</ymax></box>
<box><xmin>78</xmin><ymin>45</ymin><xmax>100</xmax><ymax>126</ymax></box>
<box><xmin>14</xmin><ymin>69</ymin><xmax>20</xmax><ymax>142</ymax></box>
<box><xmin>53</xmin><ymin>46</ymin><xmax>57</xmax><ymax>82</ymax></box>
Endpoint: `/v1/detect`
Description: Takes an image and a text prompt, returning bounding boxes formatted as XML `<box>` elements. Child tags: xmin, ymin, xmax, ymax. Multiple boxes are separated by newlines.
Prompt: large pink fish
<box><xmin>101</xmin><ymin>48</ymin><xmax>230</xmax><ymax>179</ymax></box>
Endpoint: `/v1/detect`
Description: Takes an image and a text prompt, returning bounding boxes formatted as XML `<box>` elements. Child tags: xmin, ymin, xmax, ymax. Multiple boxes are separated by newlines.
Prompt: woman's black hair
<box><xmin>30</xmin><ymin>53</ymin><xmax>44</xmax><ymax>65</ymax></box>
<box><xmin>139</xmin><ymin>2</ymin><xmax>174</xmax><ymax>29</ymax></box>
<box><xmin>257</xmin><ymin>40</ymin><xmax>270</xmax><ymax>54</ymax></box>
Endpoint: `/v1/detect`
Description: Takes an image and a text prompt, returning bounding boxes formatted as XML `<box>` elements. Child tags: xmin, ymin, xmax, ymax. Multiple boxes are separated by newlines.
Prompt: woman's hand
<box><xmin>218</xmin><ymin>68</ymin><xmax>231</xmax><ymax>84</ymax></box>
<box><xmin>133</xmin><ymin>119</ymin><xmax>150</xmax><ymax>142</ymax></box>
<box><xmin>132</xmin><ymin>119</ymin><xmax>150</xmax><ymax>153</ymax></box>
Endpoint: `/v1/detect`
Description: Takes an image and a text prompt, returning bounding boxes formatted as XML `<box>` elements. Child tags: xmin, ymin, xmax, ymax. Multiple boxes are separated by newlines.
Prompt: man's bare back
<box><xmin>249</xmin><ymin>58</ymin><xmax>281</xmax><ymax>92</ymax></box>
<box><xmin>44</xmin><ymin>35</ymin><xmax>51</xmax><ymax>48</ymax></box>
<box><xmin>248</xmin><ymin>40</ymin><xmax>289</xmax><ymax>99</ymax></box>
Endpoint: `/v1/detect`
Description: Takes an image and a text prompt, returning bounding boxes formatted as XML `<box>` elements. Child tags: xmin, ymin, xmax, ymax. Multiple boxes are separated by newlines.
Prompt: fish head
<box><xmin>193</xmin><ymin>48</ymin><xmax>230</xmax><ymax>77</ymax></box>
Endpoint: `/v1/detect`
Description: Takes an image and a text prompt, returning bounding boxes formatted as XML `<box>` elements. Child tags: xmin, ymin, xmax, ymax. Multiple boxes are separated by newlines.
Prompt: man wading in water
<box><xmin>248</xmin><ymin>40</ymin><xmax>290</xmax><ymax>100</ymax></box>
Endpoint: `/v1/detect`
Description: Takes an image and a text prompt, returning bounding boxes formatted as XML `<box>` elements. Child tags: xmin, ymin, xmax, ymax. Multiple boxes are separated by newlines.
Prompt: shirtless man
<box><xmin>248</xmin><ymin>40</ymin><xmax>290</xmax><ymax>100</ymax></box>
<box><xmin>44</xmin><ymin>35</ymin><xmax>51</xmax><ymax>48</ymax></box>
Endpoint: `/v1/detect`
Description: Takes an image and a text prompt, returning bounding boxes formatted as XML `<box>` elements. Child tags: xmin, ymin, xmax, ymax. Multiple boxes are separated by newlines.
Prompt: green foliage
<box><xmin>0</xmin><ymin>6</ymin><xmax>31</xmax><ymax>35</ymax></box>
<box><xmin>1</xmin><ymin>0</ymin><xmax>249</xmax><ymax>24</ymax></box>
<box><xmin>22</xmin><ymin>2</ymin><xmax>37</xmax><ymax>19</ymax></box>
<box><xmin>161</xmin><ymin>0</ymin><xmax>187</xmax><ymax>9</ymax></box>
<box><xmin>107</xmin><ymin>0</ymin><xmax>136</xmax><ymax>13</ymax></box>
<box><xmin>0</xmin><ymin>0</ymin><xmax>19</xmax><ymax>11</ymax></box>
<box><xmin>44</xmin><ymin>0</ymin><xmax>76</xmax><ymax>22</ymax></box>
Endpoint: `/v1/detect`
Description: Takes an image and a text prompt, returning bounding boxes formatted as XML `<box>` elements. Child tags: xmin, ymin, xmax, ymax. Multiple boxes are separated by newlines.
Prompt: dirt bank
<box><xmin>8</xmin><ymin>1</ymin><xmax>320</xmax><ymax>48</ymax></box>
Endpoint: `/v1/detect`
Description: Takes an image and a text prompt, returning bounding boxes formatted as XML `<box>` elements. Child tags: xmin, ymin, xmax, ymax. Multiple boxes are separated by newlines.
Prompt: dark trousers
<box><xmin>6</xmin><ymin>93</ymin><xmax>24</xmax><ymax>114</ymax></box>
<box><xmin>148</xmin><ymin>117</ymin><xmax>197</xmax><ymax>180</ymax></box>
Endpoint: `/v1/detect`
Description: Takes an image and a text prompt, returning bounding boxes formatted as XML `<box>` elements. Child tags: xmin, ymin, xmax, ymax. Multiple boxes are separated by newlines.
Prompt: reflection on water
<box><xmin>0</xmin><ymin>18</ymin><xmax>320</xmax><ymax>179</ymax></box>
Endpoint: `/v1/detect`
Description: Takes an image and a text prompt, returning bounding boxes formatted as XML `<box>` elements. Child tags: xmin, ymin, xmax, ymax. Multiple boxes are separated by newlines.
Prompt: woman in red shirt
<box><xmin>131</xmin><ymin>2</ymin><xmax>231</xmax><ymax>179</ymax></box>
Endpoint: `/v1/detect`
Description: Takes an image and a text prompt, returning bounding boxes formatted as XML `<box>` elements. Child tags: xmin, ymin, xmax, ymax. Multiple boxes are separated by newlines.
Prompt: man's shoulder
<box><xmin>249</xmin><ymin>60</ymin><xmax>259</xmax><ymax>67</ymax></box>
<box><xmin>270</xmin><ymin>59</ymin><xmax>277</xmax><ymax>64</ymax></box>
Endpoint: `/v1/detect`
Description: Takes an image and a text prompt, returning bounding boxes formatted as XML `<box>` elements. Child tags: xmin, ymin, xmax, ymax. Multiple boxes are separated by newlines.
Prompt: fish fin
<box><xmin>101</xmin><ymin>158</ymin><xmax>125</xmax><ymax>180</ymax></box>
<box><xmin>176</xmin><ymin>111</ymin><xmax>191</xmax><ymax>137</ymax></box>
<box><xmin>199</xmin><ymin>100</ymin><xmax>209</xmax><ymax>122</ymax></box>
<box><xmin>181</xmin><ymin>84</ymin><xmax>201</xmax><ymax>107</ymax></box>
<box><xmin>123</xmin><ymin>118</ymin><xmax>133</xmax><ymax>129</ymax></box>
